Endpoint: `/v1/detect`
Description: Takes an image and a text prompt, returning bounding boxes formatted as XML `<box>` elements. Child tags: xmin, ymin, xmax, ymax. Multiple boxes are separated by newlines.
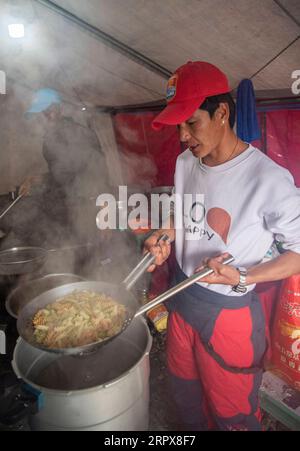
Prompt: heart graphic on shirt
<box><xmin>206</xmin><ymin>207</ymin><xmax>231</xmax><ymax>244</ymax></box>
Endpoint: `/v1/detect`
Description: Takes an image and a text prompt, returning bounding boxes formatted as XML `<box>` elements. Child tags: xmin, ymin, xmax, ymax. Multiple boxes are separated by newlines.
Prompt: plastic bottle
<box><xmin>146</xmin><ymin>301</ymin><xmax>169</xmax><ymax>333</ymax></box>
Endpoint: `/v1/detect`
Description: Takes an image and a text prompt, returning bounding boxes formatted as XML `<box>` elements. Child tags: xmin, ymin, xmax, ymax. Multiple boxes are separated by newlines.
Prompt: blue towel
<box><xmin>236</xmin><ymin>79</ymin><xmax>261</xmax><ymax>142</ymax></box>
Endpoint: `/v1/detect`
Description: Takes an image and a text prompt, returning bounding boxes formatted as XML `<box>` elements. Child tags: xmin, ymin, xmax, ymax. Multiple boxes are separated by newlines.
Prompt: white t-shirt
<box><xmin>174</xmin><ymin>144</ymin><xmax>300</xmax><ymax>296</ymax></box>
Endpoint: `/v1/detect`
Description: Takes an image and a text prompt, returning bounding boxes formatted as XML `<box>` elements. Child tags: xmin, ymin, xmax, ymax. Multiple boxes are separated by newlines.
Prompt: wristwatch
<box><xmin>232</xmin><ymin>267</ymin><xmax>247</xmax><ymax>293</ymax></box>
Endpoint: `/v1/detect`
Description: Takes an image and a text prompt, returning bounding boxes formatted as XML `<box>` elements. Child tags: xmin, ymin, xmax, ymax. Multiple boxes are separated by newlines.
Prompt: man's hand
<box><xmin>143</xmin><ymin>232</ymin><xmax>172</xmax><ymax>272</ymax></box>
<box><xmin>19</xmin><ymin>175</ymin><xmax>43</xmax><ymax>196</ymax></box>
<box><xmin>194</xmin><ymin>252</ymin><xmax>240</xmax><ymax>286</ymax></box>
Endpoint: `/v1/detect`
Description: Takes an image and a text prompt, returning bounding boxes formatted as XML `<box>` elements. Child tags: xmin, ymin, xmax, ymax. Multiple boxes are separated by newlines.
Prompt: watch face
<box><xmin>232</xmin><ymin>284</ymin><xmax>247</xmax><ymax>293</ymax></box>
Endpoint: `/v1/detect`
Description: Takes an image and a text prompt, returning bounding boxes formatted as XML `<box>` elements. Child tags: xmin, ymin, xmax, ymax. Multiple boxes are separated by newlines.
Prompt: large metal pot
<box><xmin>0</xmin><ymin>247</ymin><xmax>47</xmax><ymax>276</ymax></box>
<box><xmin>5</xmin><ymin>273</ymin><xmax>85</xmax><ymax>319</ymax></box>
<box><xmin>12</xmin><ymin>318</ymin><xmax>152</xmax><ymax>431</ymax></box>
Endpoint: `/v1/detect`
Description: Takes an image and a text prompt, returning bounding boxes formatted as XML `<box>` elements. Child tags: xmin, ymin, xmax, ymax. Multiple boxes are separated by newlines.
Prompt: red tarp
<box><xmin>113</xmin><ymin>109</ymin><xmax>300</xmax><ymax>188</ymax></box>
<box><xmin>113</xmin><ymin>112</ymin><xmax>181</xmax><ymax>187</ymax></box>
<box><xmin>265</xmin><ymin>110</ymin><xmax>300</xmax><ymax>187</ymax></box>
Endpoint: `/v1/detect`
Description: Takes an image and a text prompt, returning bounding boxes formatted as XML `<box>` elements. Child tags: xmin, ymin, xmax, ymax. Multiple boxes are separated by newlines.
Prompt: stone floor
<box><xmin>148</xmin><ymin>329</ymin><xmax>183</xmax><ymax>431</ymax></box>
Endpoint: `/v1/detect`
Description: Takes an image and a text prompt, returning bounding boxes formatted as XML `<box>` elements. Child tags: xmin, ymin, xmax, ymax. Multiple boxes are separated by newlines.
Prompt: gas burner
<box><xmin>0</xmin><ymin>370</ymin><xmax>36</xmax><ymax>431</ymax></box>
<box><xmin>0</xmin><ymin>301</ymin><xmax>18</xmax><ymax>358</ymax></box>
<box><xmin>0</xmin><ymin>272</ymin><xmax>39</xmax><ymax>357</ymax></box>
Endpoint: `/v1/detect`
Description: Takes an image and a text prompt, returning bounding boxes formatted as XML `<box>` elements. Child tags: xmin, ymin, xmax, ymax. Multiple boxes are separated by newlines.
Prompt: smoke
<box><xmin>116</xmin><ymin>121</ymin><xmax>158</xmax><ymax>191</ymax></box>
<box><xmin>119</xmin><ymin>149</ymin><xmax>158</xmax><ymax>192</ymax></box>
<box><xmin>0</xmin><ymin>0</ymin><xmax>160</xmax><ymax>287</ymax></box>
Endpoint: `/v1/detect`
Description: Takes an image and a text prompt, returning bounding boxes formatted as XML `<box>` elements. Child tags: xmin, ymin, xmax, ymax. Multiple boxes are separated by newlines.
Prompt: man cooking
<box><xmin>20</xmin><ymin>88</ymin><xmax>108</xmax><ymax>201</ymax></box>
<box><xmin>1</xmin><ymin>88</ymin><xmax>109</xmax><ymax>250</ymax></box>
<box><xmin>144</xmin><ymin>61</ymin><xmax>300</xmax><ymax>430</ymax></box>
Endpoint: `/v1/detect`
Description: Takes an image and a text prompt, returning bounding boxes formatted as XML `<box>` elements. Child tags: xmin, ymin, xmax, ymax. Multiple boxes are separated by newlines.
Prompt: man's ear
<box><xmin>217</xmin><ymin>102</ymin><xmax>229</xmax><ymax>122</ymax></box>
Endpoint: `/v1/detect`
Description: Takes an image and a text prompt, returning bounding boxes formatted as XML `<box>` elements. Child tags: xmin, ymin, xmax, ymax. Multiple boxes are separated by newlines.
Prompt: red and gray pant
<box><xmin>166</xmin><ymin>265</ymin><xmax>266</xmax><ymax>431</ymax></box>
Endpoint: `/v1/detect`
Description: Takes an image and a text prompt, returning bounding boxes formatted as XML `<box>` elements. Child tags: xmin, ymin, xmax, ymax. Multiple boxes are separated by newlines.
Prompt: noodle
<box><xmin>32</xmin><ymin>290</ymin><xmax>126</xmax><ymax>349</ymax></box>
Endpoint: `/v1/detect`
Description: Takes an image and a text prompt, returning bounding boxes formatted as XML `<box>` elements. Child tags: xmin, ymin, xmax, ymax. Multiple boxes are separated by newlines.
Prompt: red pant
<box><xmin>167</xmin><ymin>310</ymin><xmax>264</xmax><ymax>431</ymax></box>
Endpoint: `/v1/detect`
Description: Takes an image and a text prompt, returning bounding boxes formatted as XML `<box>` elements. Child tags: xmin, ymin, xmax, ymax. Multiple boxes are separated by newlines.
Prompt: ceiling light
<box><xmin>8</xmin><ymin>24</ymin><xmax>25</xmax><ymax>38</ymax></box>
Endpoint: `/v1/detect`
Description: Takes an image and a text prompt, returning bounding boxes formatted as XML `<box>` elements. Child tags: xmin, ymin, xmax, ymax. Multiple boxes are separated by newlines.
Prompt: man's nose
<box><xmin>178</xmin><ymin>123</ymin><xmax>190</xmax><ymax>143</ymax></box>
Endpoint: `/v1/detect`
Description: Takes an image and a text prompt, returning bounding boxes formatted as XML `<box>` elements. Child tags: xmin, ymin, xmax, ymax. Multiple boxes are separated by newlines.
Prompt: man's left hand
<box><xmin>194</xmin><ymin>253</ymin><xmax>240</xmax><ymax>286</ymax></box>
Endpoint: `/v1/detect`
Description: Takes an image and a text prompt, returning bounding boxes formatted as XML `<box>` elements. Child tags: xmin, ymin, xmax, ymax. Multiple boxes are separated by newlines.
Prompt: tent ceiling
<box><xmin>277</xmin><ymin>0</ymin><xmax>300</xmax><ymax>23</ymax></box>
<box><xmin>0</xmin><ymin>0</ymin><xmax>299</xmax><ymax>108</ymax></box>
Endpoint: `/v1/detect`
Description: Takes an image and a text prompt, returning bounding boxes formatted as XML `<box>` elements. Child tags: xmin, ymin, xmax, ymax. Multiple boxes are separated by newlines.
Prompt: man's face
<box><xmin>178</xmin><ymin>108</ymin><xmax>223</xmax><ymax>159</ymax></box>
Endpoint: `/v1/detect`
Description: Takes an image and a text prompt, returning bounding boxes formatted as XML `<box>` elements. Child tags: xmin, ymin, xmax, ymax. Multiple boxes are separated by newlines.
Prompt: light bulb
<box><xmin>8</xmin><ymin>24</ymin><xmax>25</xmax><ymax>38</ymax></box>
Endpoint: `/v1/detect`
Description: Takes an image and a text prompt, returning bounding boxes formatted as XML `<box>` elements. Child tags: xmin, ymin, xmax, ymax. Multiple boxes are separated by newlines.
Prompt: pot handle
<box><xmin>0</xmin><ymin>194</ymin><xmax>23</xmax><ymax>221</ymax></box>
<box><xmin>135</xmin><ymin>255</ymin><xmax>235</xmax><ymax>317</ymax></box>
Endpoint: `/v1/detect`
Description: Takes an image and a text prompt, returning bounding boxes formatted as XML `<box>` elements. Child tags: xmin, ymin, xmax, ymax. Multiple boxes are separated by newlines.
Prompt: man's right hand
<box><xmin>143</xmin><ymin>231</ymin><xmax>172</xmax><ymax>272</ymax></box>
<box><xmin>19</xmin><ymin>175</ymin><xmax>43</xmax><ymax>196</ymax></box>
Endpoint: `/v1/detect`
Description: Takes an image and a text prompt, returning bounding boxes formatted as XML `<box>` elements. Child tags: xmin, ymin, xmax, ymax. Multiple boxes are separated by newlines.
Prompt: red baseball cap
<box><xmin>152</xmin><ymin>61</ymin><xmax>230</xmax><ymax>130</ymax></box>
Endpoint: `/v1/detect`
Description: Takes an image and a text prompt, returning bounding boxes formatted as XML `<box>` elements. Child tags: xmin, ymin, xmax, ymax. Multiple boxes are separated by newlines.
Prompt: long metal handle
<box><xmin>135</xmin><ymin>255</ymin><xmax>235</xmax><ymax>317</ymax></box>
<box><xmin>123</xmin><ymin>233</ymin><xmax>170</xmax><ymax>290</ymax></box>
<box><xmin>0</xmin><ymin>195</ymin><xmax>23</xmax><ymax>220</ymax></box>
<box><xmin>47</xmin><ymin>243</ymin><xmax>95</xmax><ymax>252</ymax></box>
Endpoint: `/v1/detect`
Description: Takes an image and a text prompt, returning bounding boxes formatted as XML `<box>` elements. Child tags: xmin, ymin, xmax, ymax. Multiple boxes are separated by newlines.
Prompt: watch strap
<box><xmin>232</xmin><ymin>267</ymin><xmax>247</xmax><ymax>293</ymax></box>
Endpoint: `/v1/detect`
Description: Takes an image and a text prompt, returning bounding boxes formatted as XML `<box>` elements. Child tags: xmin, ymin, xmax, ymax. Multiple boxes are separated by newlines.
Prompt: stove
<box><xmin>0</xmin><ymin>274</ymin><xmax>38</xmax><ymax>430</ymax></box>
<box><xmin>0</xmin><ymin>273</ymin><xmax>41</xmax><ymax>356</ymax></box>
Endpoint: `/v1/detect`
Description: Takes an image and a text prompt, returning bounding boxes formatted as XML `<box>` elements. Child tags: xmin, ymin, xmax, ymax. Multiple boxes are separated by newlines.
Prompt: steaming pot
<box><xmin>12</xmin><ymin>317</ymin><xmax>152</xmax><ymax>431</ymax></box>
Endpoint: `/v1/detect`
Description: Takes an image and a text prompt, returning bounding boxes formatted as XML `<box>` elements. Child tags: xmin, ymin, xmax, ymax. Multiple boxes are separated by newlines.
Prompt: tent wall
<box><xmin>112</xmin><ymin>106</ymin><xmax>300</xmax><ymax>190</ymax></box>
<box><xmin>264</xmin><ymin>110</ymin><xmax>300</xmax><ymax>187</ymax></box>
<box><xmin>113</xmin><ymin>112</ymin><xmax>181</xmax><ymax>189</ymax></box>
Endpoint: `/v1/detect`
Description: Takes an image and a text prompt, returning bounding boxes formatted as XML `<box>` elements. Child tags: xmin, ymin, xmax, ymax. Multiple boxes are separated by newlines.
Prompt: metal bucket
<box><xmin>12</xmin><ymin>318</ymin><xmax>152</xmax><ymax>431</ymax></box>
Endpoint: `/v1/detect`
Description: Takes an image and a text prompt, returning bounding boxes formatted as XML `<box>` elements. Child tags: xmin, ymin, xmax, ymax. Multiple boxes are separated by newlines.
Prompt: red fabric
<box><xmin>113</xmin><ymin>112</ymin><xmax>181</xmax><ymax>187</ymax></box>
<box><xmin>149</xmin><ymin>261</ymin><xmax>170</xmax><ymax>298</ymax></box>
<box><xmin>210</xmin><ymin>307</ymin><xmax>254</xmax><ymax>368</ymax></box>
<box><xmin>266</xmin><ymin>110</ymin><xmax>300</xmax><ymax>187</ymax></box>
<box><xmin>113</xmin><ymin>109</ymin><xmax>300</xmax><ymax>188</ymax></box>
<box><xmin>167</xmin><ymin>311</ymin><xmax>262</xmax><ymax>426</ymax></box>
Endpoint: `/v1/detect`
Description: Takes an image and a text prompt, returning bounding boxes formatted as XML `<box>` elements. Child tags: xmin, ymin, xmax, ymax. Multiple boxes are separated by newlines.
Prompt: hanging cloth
<box><xmin>236</xmin><ymin>79</ymin><xmax>261</xmax><ymax>142</ymax></box>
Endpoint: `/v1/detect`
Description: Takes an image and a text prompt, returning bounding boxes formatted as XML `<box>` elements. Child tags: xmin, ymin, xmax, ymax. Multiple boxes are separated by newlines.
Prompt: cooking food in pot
<box><xmin>32</xmin><ymin>290</ymin><xmax>126</xmax><ymax>349</ymax></box>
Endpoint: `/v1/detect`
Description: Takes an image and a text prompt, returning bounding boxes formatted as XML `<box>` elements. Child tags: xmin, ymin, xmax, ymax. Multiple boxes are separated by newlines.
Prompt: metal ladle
<box><xmin>0</xmin><ymin>194</ymin><xmax>24</xmax><ymax>221</ymax></box>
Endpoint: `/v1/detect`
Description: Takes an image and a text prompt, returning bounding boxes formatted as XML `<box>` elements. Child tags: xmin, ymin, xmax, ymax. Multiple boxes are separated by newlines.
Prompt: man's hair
<box><xmin>199</xmin><ymin>93</ymin><xmax>236</xmax><ymax>128</ymax></box>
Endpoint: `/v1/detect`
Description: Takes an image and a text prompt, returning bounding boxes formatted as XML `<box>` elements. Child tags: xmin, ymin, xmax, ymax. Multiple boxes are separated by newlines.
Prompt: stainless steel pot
<box><xmin>0</xmin><ymin>243</ymin><xmax>97</xmax><ymax>276</ymax></box>
<box><xmin>12</xmin><ymin>318</ymin><xmax>152</xmax><ymax>431</ymax></box>
<box><xmin>0</xmin><ymin>247</ymin><xmax>47</xmax><ymax>275</ymax></box>
<box><xmin>5</xmin><ymin>273</ymin><xmax>86</xmax><ymax>319</ymax></box>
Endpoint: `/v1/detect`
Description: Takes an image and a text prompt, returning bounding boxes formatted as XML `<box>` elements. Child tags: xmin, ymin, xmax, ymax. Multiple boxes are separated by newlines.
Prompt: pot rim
<box><xmin>5</xmin><ymin>273</ymin><xmax>85</xmax><ymax>318</ymax></box>
<box><xmin>12</xmin><ymin>319</ymin><xmax>153</xmax><ymax>395</ymax></box>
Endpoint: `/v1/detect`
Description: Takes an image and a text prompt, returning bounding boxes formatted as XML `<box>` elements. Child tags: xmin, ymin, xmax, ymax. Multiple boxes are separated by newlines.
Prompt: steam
<box><xmin>119</xmin><ymin>150</ymin><xmax>157</xmax><ymax>192</ymax></box>
<box><xmin>116</xmin><ymin>121</ymin><xmax>158</xmax><ymax>191</ymax></box>
<box><xmin>31</xmin><ymin>326</ymin><xmax>143</xmax><ymax>390</ymax></box>
<box><xmin>0</xmin><ymin>0</ymin><xmax>160</xmax><ymax>286</ymax></box>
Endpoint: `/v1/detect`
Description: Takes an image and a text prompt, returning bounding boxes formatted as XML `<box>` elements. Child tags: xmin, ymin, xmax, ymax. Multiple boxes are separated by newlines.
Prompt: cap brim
<box><xmin>26</xmin><ymin>103</ymin><xmax>49</xmax><ymax>113</ymax></box>
<box><xmin>152</xmin><ymin>97</ymin><xmax>205</xmax><ymax>130</ymax></box>
<box><xmin>26</xmin><ymin>99</ymin><xmax>61</xmax><ymax>114</ymax></box>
